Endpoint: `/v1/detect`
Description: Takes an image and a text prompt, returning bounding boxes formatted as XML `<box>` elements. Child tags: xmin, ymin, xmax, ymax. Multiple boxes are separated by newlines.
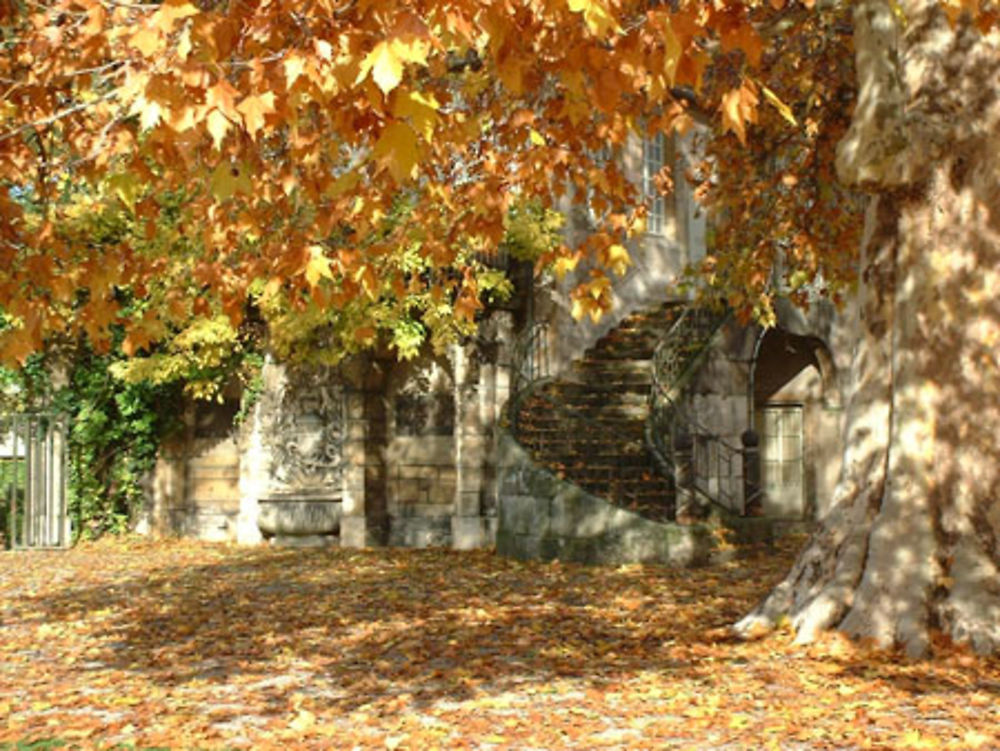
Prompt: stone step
<box><xmin>587</xmin><ymin>329</ymin><xmax>664</xmax><ymax>357</ymax></box>
<box><xmin>574</xmin><ymin>357</ymin><xmax>653</xmax><ymax>373</ymax></box>
<box><xmin>583</xmin><ymin>347</ymin><xmax>659</xmax><ymax>362</ymax></box>
<box><xmin>523</xmin><ymin>450</ymin><xmax>650</xmax><ymax>466</ymax></box>
<box><xmin>613</xmin><ymin>303</ymin><xmax>679</xmax><ymax>326</ymax></box>
<box><xmin>550</xmin><ymin>467</ymin><xmax>660</xmax><ymax>478</ymax></box>
<box><xmin>521</xmin><ymin>408</ymin><xmax>650</xmax><ymax>424</ymax></box>
<box><xmin>517</xmin><ymin>402</ymin><xmax>649</xmax><ymax>421</ymax></box>
<box><xmin>527</xmin><ymin>453</ymin><xmax>653</xmax><ymax>467</ymax></box>
<box><xmin>537</xmin><ymin>396</ymin><xmax>649</xmax><ymax>413</ymax></box>
<box><xmin>512</xmin><ymin>302</ymin><xmax>688</xmax><ymax>524</ymax></box>
<box><xmin>560</xmin><ymin>469</ymin><xmax>669</xmax><ymax>487</ymax></box>
<box><xmin>518</xmin><ymin>425</ymin><xmax>646</xmax><ymax>439</ymax></box>
<box><xmin>572</xmin><ymin>368</ymin><xmax>654</xmax><ymax>386</ymax></box>
<box><xmin>570</xmin><ymin>474</ymin><xmax>672</xmax><ymax>489</ymax></box>
<box><xmin>546</xmin><ymin>381</ymin><xmax>650</xmax><ymax>398</ymax></box>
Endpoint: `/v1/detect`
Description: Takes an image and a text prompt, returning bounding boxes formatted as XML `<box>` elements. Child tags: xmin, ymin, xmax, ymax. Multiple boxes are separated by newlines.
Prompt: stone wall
<box><xmin>495</xmin><ymin>431</ymin><xmax>714</xmax><ymax>566</ymax></box>
<box><xmin>385</xmin><ymin>358</ymin><xmax>456</xmax><ymax>547</ymax></box>
<box><xmin>146</xmin><ymin>398</ymin><xmax>242</xmax><ymax>542</ymax></box>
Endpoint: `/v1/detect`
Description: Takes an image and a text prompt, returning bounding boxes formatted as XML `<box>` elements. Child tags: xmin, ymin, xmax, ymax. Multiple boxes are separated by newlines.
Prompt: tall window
<box><xmin>642</xmin><ymin>132</ymin><xmax>666</xmax><ymax>234</ymax></box>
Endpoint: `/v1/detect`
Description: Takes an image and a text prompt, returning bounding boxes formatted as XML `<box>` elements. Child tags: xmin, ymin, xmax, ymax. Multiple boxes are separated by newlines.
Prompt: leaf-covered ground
<box><xmin>2</xmin><ymin>538</ymin><xmax>999</xmax><ymax>750</ymax></box>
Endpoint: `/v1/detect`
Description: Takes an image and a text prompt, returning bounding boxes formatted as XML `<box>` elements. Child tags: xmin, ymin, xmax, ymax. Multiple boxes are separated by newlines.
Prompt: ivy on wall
<box><xmin>1</xmin><ymin>347</ymin><xmax>181</xmax><ymax>541</ymax></box>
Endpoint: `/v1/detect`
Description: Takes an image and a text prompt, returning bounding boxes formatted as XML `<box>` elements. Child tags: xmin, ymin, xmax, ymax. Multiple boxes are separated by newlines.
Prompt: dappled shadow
<box><xmin>3</xmin><ymin>544</ymin><xmax>780</xmax><ymax>716</ymax></box>
<box><xmin>4</xmin><ymin>539</ymin><xmax>1000</xmax><ymax>748</ymax></box>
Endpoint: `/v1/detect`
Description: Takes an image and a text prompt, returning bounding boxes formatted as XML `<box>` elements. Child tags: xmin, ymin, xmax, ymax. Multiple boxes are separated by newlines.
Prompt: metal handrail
<box><xmin>645</xmin><ymin>303</ymin><xmax>762</xmax><ymax>516</ymax></box>
<box><xmin>508</xmin><ymin>319</ymin><xmax>673</xmax><ymax>518</ymax></box>
<box><xmin>645</xmin><ymin>305</ymin><xmax>729</xmax><ymax>468</ymax></box>
<box><xmin>511</xmin><ymin>322</ymin><xmax>550</xmax><ymax>395</ymax></box>
<box><xmin>673</xmin><ymin>406</ymin><xmax>760</xmax><ymax>515</ymax></box>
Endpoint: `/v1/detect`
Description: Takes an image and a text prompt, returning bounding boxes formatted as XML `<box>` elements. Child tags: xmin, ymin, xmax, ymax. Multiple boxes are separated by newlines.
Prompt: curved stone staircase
<box><xmin>512</xmin><ymin>304</ymin><xmax>680</xmax><ymax>522</ymax></box>
<box><xmin>502</xmin><ymin>302</ymin><xmax>779</xmax><ymax>565</ymax></box>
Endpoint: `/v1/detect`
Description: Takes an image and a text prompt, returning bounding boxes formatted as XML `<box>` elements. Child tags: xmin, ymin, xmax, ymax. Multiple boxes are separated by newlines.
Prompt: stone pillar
<box><xmin>673</xmin><ymin>430</ymin><xmax>697</xmax><ymax>523</ymax></box>
<box><xmin>340</xmin><ymin>386</ymin><xmax>370</xmax><ymax>548</ymax></box>
<box><xmin>236</xmin><ymin>361</ymin><xmax>281</xmax><ymax>545</ymax></box>
<box><xmin>494</xmin><ymin>312</ymin><xmax>514</xmax><ymax>419</ymax></box>
<box><xmin>675</xmin><ymin>128</ymin><xmax>707</xmax><ymax>267</ymax></box>
<box><xmin>363</xmin><ymin>361</ymin><xmax>389</xmax><ymax>545</ymax></box>
<box><xmin>452</xmin><ymin>343</ymin><xmax>490</xmax><ymax>549</ymax></box>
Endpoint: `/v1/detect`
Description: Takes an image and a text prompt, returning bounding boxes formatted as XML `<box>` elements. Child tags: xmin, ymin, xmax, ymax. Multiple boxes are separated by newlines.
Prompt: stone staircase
<box><xmin>512</xmin><ymin>304</ymin><xmax>681</xmax><ymax>521</ymax></box>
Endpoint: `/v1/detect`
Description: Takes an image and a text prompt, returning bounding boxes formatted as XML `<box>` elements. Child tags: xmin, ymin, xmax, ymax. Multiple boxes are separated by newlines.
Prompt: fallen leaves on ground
<box><xmin>1</xmin><ymin>536</ymin><xmax>998</xmax><ymax>750</ymax></box>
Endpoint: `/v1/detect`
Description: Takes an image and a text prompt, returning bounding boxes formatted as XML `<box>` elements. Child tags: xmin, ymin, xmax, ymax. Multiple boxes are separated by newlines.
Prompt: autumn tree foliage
<box><xmin>694</xmin><ymin>5</ymin><xmax>862</xmax><ymax>318</ymax></box>
<box><xmin>0</xmin><ymin>0</ymin><xmax>844</xmax><ymax>364</ymax></box>
<box><xmin>0</xmin><ymin>0</ymin><xmax>644</xmax><ymax>361</ymax></box>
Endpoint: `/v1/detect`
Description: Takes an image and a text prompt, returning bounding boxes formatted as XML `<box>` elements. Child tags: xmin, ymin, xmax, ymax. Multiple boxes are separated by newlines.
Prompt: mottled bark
<box><xmin>738</xmin><ymin>0</ymin><xmax>1000</xmax><ymax>655</ymax></box>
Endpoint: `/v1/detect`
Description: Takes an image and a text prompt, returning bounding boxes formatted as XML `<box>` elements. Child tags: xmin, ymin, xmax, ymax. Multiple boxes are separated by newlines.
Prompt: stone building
<box><xmin>144</xmin><ymin>131</ymin><xmax>849</xmax><ymax>561</ymax></box>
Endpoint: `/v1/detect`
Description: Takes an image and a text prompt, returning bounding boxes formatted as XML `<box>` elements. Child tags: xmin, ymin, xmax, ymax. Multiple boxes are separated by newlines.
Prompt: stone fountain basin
<box><xmin>258</xmin><ymin>496</ymin><xmax>342</xmax><ymax>537</ymax></box>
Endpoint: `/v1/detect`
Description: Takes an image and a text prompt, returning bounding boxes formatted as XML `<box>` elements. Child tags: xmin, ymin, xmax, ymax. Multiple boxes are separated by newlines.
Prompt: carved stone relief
<box><xmin>259</xmin><ymin>364</ymin><xmax>346</xmax><ymax>496</ymax></box>
<box><xmin>394</xmin><ymin>363</ymin><xmax>455</xmax><ymax>437</ymax></box>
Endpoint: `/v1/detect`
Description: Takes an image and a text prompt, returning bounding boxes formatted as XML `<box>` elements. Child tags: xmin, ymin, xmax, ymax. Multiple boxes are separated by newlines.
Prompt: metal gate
<box><xmin>2</xmin><ymin>413</ymin><xmax>70</xmax><ymax>549</ymax></box>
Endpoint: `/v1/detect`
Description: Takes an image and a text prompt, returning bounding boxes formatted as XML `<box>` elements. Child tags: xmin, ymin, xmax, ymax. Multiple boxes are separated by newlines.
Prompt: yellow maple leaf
<box><xmin>373</xmin><ymin>121</ymin><xmax>420</xmax><ymax>183</ymax></box>
<box><xmin>662</xmin><ymin>19</ymin><xmax>682</xmax><ymax>86</ymax></box>
<box><xmin>570</xmin><ymin>273</ymin><xmax>612</xmax><ymax>322</ymax></box>
<box><xmin>567</xmin><ymin>0</ymin><xmax>620</xmax><ymax>37</ymax></box>
<box><xmin>210</xmin><ymin>160</ymin><xmax>252</xmax><ymax>201</ymax></box>
<box><xmin>391</xmin><ymin>90</ymin><xmax>439</xmax><ymax>142</ymax></box>
<box><xmin>237</xmin><ymin>92</ymin><xmax>276</xmax><ymax>139</ymax></box>
<box><xmin>205</xmin><ymin>79</ymin><xmax>240</xmax><ymax>120</ymax></box>
<box><xmin>128</xmin><ymin>26</ymin><xmax>161</xmax><ymax>57</ymax></box>
<box><xmin>135</xmin><ymin>96</ymin><xmax>162</xmax><ymax>131</ymax></box>
<box><xmin>366</xmin><ymin>40</ymin><xmax>404</xmax><ymax>95</ymax></box>
<box><xmin>284</xmin><ymin>52</ymin><xmax>308</xmax><ymax>88</ymax></box>
<box><xmin>720</xmin><ymin>80</ymin><xmax>759</xmax><ymax>146</ymax></box>
<box><xmin>553</xmin><ymin>254</ymin><xmax>580</xmax><ymax>280</ymax></box>
<box><xmin>359</xmin><ymin>38</ymin><xmax>430</xmax><ymax>96</ymax></box>
<box><xmin>720</xmin><ymin>89</ymin><xmax>746</xmax><ymax>145</ymax></box>
<box><xmin>166</xmin><ymin>105</ymin><xmax>196</xmax><ymax>132</ymax></box>
<box><xmin>153</xmin><ymin>0</ymin><xmax>199</xmax><ymax>33</ymax></box>
<box><xmin>304</xmin><ymin>246</ymin><xmax>333</xmax><ymax>289</ymax></box>
<box><xmin>206</xmin><ymin>109</ymin><xmax>231</xmax><ymax>150</ymax></box>
<box><xmin>604</xmin><ymin>243</ymin><xmax>631</xmax><ymax>276</ymax></box>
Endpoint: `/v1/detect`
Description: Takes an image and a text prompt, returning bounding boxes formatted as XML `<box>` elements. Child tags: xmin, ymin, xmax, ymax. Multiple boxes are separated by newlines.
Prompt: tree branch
<box><xmin>0</xmin><ymin>89</ymin><xmax>119</xmax><ymax>145</ymax></box>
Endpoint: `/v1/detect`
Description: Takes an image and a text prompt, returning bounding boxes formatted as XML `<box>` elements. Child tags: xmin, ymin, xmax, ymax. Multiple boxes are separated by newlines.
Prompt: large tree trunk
<box><xmin>737</xmin><ymin>0</ymin><xmax>1000</xmax><ymax>656</ymax></box>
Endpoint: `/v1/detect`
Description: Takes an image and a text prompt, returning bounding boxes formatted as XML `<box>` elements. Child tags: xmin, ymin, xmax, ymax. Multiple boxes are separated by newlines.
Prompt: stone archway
<box><xmin>752</xmin><ymin>329</ymin><xmax>843</xmax><ymax>520</ymax></box>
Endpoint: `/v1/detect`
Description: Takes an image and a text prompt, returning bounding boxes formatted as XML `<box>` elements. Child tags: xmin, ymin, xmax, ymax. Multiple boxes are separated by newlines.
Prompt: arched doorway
<box><xmin>753</xmin><ymin>329</ymin><xmax>842</xmax><ymax>519</ymax></box>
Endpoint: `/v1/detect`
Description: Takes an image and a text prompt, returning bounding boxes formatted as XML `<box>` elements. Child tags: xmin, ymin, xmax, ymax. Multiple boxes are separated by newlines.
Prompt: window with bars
<box><xmin>642</xmin><ymin>132</ymin><xmax>666</xmax><ymax>234</ymax></box>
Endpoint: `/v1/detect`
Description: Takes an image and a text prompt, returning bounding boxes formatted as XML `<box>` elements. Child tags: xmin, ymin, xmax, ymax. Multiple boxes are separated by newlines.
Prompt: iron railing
<box><xmin>645</xmin><ymin>303</ymin><xmax>761</xmax><ymax>515</ymax></box>
<box><xmin>508</xmin><ymin>319</ymin><xmax>673</xmax><ymax>518</ymax></box>
<box><xmin>510</xmin><ymin>321</ymin><xmax>551</xmax><ymax>404</ymax></box>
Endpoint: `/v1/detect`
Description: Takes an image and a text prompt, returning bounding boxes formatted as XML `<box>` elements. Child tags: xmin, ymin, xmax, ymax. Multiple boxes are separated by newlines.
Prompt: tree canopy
<box><xmin>2</xmin><ymin>0</ymin><xmax>862</xmax><ymax>365</ymax></box>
